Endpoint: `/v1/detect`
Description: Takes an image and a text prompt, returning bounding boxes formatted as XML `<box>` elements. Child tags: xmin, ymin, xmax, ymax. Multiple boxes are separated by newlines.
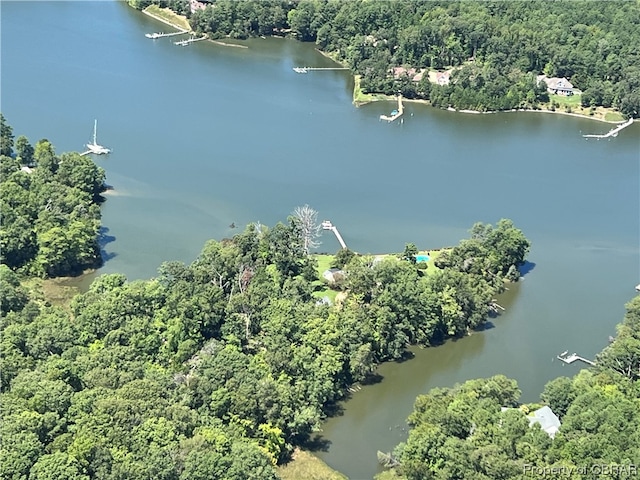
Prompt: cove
<box><xmin>1</xmin><ymin>2</ymin><xmax>638</xmax><ymax>478</ymax></box>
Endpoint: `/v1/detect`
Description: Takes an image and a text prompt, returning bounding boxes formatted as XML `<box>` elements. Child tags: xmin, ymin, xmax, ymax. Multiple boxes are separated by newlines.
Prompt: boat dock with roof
<box><xmin>380</xmin><ymin>95</ymin><xmax>404</xmax><ymax>122</ymax></box>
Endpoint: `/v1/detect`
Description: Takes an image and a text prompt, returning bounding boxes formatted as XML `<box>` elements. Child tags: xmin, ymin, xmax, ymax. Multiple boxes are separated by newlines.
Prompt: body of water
<box><xmin>2</xmin><ymin>2</ymin><xmax>639</xmax><ymax>478</ymax></box>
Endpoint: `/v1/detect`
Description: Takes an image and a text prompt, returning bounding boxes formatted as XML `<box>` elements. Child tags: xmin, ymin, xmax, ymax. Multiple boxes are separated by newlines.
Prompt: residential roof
<box><xmin>537</xmin><ymin>75</ymin><xmax>574</xmax><ymax>91</ymax></box>
<box><xmin>528</xmin><ymin>406</ymin><xmax>561</xmax><ymax>438</ymax></box>
<box><xmin>391</xmin><ymin>67</ymin><xmax>424</xmax><ymax>82</ymax></box>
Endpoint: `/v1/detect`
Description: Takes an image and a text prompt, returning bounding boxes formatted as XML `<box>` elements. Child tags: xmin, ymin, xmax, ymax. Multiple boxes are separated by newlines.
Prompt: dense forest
<box><xmin>1</xmin><ymin>210</ymin><xmax>529</xmax><ymax>478</ymax></box>
<box><xmin>0</xmin><ymin>115</ymin><xmax>106</xmax><ymax>278</ymax></box>
<box><xmin>130</xmin><ymin>0</ymin><xmax>640</xmax><ymax>116</ymax></box>
<box><xmin>377</xmin><ymin>295</ymin><xmax>640</xmax><ymax>480</ymax></box>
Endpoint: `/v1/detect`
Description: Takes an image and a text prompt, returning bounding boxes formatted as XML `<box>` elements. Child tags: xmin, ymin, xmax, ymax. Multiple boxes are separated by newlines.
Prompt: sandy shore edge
<box><xmin>141</xmin><ymin>8</ymin><xmax>190</xmax><ymax>33</ymax></box>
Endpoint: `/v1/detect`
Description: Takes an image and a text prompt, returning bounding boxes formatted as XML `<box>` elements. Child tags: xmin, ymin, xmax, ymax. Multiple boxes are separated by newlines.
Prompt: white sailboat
<box><xmin>86</xmin><ymin>119</ymin><xmax>110</xmax><ymax>155</ymax></box>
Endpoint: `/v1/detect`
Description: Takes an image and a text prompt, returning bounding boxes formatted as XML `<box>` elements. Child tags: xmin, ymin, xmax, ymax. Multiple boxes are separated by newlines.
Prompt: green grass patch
<box><xmin>313</xmin><ymin>254</ymin><xmax>336</xmax><ymax>277</ymax></box>
<box><xmin>419</xmin><ymin>249</ymin><xmax>447</xmax><ymax>277</ymax></box>
<box><xmin>353</xmin><ymin>75</ymin><xmax>391</xmax><ymax>106</ymax></box>
<box><xmin>605</xmin><ymin>111</ymin><xmax>625</xmax><ymax>122</ymax></box>
<box><xmin>548</xmin><ymin>93</ymin><xmax>582</xmax><ymax>107</ymax></box>
<box><xmin>312</xmin><ymin>288</ymin><xmax>338</xmax><ymax>303</ymax></box>
<box><xmin>277</xmin><ymin>449</ymin><xmax>347</xmax><ymax>480</ymax></box>
<box><xmin>144</xmin><ymin>5</ymin><xmax>191</xmax><ymax>31</ymax></box>
<box><xmin>21</xmin><ymin>277</ymin><xmax>80</xmax><ymax>312</ymax></box>
<box><xmin>374</xmin><ymin>469</ymin><xmax>405</xmax><ymax>480</ymax></box>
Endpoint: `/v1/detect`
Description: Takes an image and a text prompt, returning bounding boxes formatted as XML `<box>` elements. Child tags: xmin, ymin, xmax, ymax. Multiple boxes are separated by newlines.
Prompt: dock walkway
<box><xmin>557</xmin><ymin>352</ymin><xmax>596</xmax><ymax>366</ymax></box>
<box><xmin>293</xmin><ymin>67</ymin><xmax>350</xmax><ymax>73</ymax></box>
<box><xmin>583</xmin><ymin>118</ymin><xmax>633</xmax><ymax>139</ymax></box>
<box><xmin>174</xmin><ymin>36</ymin><xmax>207</xmax><ymax>46</ymax></box>
<box><xmin>321</xmin><ymin>220</ymin><xmax>347</xmax><ymax>249</ymax></box>
<box><xmin>380</xmin><ymin>95</ymin><xmax>404</xmax><ymax>122</ymax></box>
<box><xmin>145</xmin><ymin>31</ymin><xmax>187</xmax><ymax>39</ymax></box>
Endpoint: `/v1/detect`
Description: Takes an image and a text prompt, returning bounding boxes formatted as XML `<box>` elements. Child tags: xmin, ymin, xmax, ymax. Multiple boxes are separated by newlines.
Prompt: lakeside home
<box><xmin>537</xmin><ymin>75</ymin><xmax>575</xmax><ymax>96</ymax></box>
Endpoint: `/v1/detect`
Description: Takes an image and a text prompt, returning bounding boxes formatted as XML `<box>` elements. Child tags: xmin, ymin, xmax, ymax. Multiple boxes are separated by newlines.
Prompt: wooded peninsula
<box><xmin>1</xmin><ymin>116</ymin><xmax>539</xmax><ymax>478</ymax></box>
<box><xmin>3</xmin><ymin>2</ymin><xmax>640</xmax><ymax>476</ymax></box>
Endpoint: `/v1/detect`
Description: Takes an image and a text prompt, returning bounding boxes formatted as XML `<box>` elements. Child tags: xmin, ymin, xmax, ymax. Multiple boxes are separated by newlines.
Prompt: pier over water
<box><xmin>321</xmin><ymin>220</ymin><xmax>348</xmax><ymax>250</ymax></box>
<box><xmin>145</xmin><ymin>30</ymin><xmax>187</xmax><ymax>39</ymax></box>
<box><xmin>583</xmin><ymin>118</ymin><xmax>633</xmax><ymax>139</ymax></box>
<box><xmin>380</xmin><ymin>95</ymin><xmax>404</xmax><ymax>122</ymax></box>
<box><xmin>557</xmin><ymin>351</ymin><xmax>596</xmax><ymax>366</ymax></box>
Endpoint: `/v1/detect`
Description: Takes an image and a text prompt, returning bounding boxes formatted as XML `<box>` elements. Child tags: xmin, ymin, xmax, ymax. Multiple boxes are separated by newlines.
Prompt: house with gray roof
<box><xmin>527</xmin><ymin>406</ymin><xmax>561</xmax><ymax>438</ymax></box>
<box><xmin>501</xmin><ymin>405</ymin><xmax>561</xmax><ymax>439</ymax></box>
<box><xmin>537</xmin><ymin>75</ymin><xmax>575</xmax><ymax>96</ymax></box>
<box><xmin>323</xmin><ymin>268</ymin><xmax>344</xmax><ymax>284</ymax></box>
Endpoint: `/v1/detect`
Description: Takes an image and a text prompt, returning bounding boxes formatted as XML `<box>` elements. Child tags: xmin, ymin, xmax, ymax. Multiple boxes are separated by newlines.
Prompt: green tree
<box><xmin>0</xmin><ymin>265</ymin><xmax>29</xmax><ymax>314</ymax></box>
<box><xmin>0</xmin><ymin>113</ymin><xmax>14</xmax><ymax>156</ymax></box>
<box><xmin>15</xmin><ymin>135</ymin><xmax>35</xmax><ymax>166</ymax></box>
<box><xmin>401</xmin><ymin>243</ymin><xmax>418</xmax><ymax>264</ymax></box>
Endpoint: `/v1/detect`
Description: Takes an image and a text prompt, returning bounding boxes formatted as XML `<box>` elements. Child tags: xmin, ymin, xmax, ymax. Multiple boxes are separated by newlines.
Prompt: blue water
<box><xmin>416</xmin><ymin>255</ymin><xmax>430</xmax><ymax>262</ymax></box>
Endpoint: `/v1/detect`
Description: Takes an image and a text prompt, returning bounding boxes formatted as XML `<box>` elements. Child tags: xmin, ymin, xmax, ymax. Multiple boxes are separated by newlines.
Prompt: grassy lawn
<box><xmin>541</xmin><ymin>93</ymin><xmax>625</xmax><ymax>122</ymax></box>
<box><xmin>311</xmin><ymin>254</ymin><xmax>339</xmax><ymax>303</ymax></box>
<box><xmin>369</xmin><ymin>249</ymin><xmax>448</xmax><ymax>277</ymax></box>
<box><xmin>548</xmin><ymin>93</ymin><xmax>582</xmax><ymax>107</ymax></box>
<box><xmin>277</xmin><ymin>449</ymin><xmax>347</xmax><ymax>480</ymax></box>
<box><xmin>21</xmin><ymin>277</ymin><xmax>81</xmax><ymax>312</ymax></box>
<box><xmin>312</xmin><ymin>287</ymin><xmax>338</xmax><ymax>303</ymax></box>
<box><xmin>604</xmin><ymin>111</ymin><xmax>626</xmax><ymax>122</ymax></box>
<box><xmin>419</xmin><ymin>249</ymin><xmax>447</xmax><ymax>277</ymax></box>
<box><xmin>144</xmin><ymin>5</ymin><xmax>191</xmax><ymax>31</ymax></box>
<box><xmin>353</xmin><ymin>75</ymin><xmax>392</xmax><ymax>106</ymax></box>
<box><xmin>314</xmin><ymin>254</ymin><xmax>336</xmax><ymax>277</ymax></box>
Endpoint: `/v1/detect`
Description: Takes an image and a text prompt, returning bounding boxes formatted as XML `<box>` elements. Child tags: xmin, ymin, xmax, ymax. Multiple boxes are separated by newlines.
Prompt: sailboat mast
<box><xmin>93</xmin><ymin>119</ymin><xmax>98</xmax><ymax>145</ymax></box>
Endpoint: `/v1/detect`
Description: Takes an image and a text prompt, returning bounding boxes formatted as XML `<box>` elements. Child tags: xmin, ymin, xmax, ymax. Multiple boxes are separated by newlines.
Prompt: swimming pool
<box><xmin>415</xmin><ymin>255</ymin><xmax>430</xmax><ymax>262</ymax></box>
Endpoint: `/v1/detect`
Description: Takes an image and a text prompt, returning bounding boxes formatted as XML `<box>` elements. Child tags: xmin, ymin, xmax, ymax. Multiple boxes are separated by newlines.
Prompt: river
<box><xmin>2</xmin><ymin>2</ymin><xmax>639</xmax><ymax>479</ymax></box>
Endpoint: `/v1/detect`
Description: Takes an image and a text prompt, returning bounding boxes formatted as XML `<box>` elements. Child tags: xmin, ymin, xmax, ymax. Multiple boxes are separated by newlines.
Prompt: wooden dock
<box><xmin>146</xmin><ymin>31</ymin><xmax>188</xmax><ymax>39</ymax></box>
<box><xmin>557</xmin><ymin>352</ymin><xmax>596</xmax><ymax>366</ymax></box>
<box><xmin>321</xmin><ymin>220</ymin><xmax>347</xmax><ymax>249</ymax></box>
<box><xmin>293</xmin><ymin>67</ymin><xmax>350</xmax><ymax>73</ymax></box>
<box><xmin>583</xmin><ymin>118</ymin><xmax>633</xmax><ymax>139</ymax></box>
<box><xmin>174</xmin><ymin>36</ymin><xmax>207</xmax><ymax>46</ymax></box>
<box><xmin>380</xmin><ymin>95</ymin><xmax>404</xmax><ymax>122</ymax></box>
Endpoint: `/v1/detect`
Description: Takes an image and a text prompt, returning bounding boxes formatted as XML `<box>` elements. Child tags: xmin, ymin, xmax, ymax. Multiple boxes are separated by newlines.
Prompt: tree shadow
<box><xmin>474</xmin><ymin>320</ymin><xmax>495</xmax><ymax>331</ymax></box>
<box><xmin>300</xmin><ymin>434</ymin><xmax>332</xmax><ymax>453</ymax></box>
<box><xmin>361</xmin><ymin>372</ymin><xmax>384</xmax><ymax>385</ymax></box>
<box><xmin>98</xmin><ymin>226</ymin><xmax>117</xmax><ymax>262</ymax></box>
<box><xmin>393</xmin><ymin>350</ymin><xmax>415</xmax><ymax>363</ymax></box>
<box><xmin>322</xmin><ymin>400</ymin><xmax>345</xmax><ymax>418</ymax></box>
<box><xmin>519</xmin><ymin>261</ymin><xmax>536</xmax><ymax>276</ymax></box>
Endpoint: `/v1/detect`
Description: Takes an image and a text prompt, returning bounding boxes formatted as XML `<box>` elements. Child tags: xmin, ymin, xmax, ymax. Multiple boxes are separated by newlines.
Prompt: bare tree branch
<box><xmin>292</xmin><ymin>204</ymin><xmax>322</xmax><ymax>255</ymax></box>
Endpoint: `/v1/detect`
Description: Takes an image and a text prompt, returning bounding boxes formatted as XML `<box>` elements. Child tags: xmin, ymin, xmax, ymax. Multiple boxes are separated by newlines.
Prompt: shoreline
<box><xmin>361</xmin><ymin>94</ymin><xmax>630</xmax><ymax>125</ymax></box>
<box><xmin>445</xmin><ymin>105</ymin><xmax>634</xmax><ymax>124</ymax></box>
<box><xmin>135</xmin><ymin>4</ymin><xmax>631</xmax><ymax>126</ymax></box>
<box><xmin>141</xmin><ymin>8</ymin><xmax>191</xmax><ymax>33</ymax></box>
<box><xmin>141</xmin><ymin>6</ymin><xmax>248</xmax><ymax>49</ymax></box>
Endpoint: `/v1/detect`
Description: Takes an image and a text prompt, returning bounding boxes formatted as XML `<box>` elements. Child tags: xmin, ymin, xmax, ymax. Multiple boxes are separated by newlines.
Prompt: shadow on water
<box><xmin>361</xmin><ymin>372</ymin><xmax>384</xmax><ymax>385</ymax></box>
<box><xmin>519</xmin><ymin>261</ymin><xmax>536</xmax><ymax>276</ymax></box>
<box><xmin>98</xmin><ymin>226</ymin><xmax>117</xmax><ymax>262</ymax></box>
<box><xmin>301</xmin><ymin>434</ymin><xmax>332</xmax><ymax>453</ymax></box>
<box><xmin>392</xmin><ymin>350</ymin><xmax>415</xmax><ymax>363</ymax></box>
<box><xmin>474</xmin><ymin>320</ymin><xmax>496</xmax><ymax>331</ymax></box>
<box><xmin>322</xmin><ymin>399</ymin><xmax>345</xmax><ymax>418</ymax></box>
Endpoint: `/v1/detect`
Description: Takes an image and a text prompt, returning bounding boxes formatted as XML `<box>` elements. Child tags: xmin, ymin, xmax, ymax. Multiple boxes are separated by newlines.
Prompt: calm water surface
<box><xmin>2</xmin><ymin>2</ymin><xmax>639</xmax><ymax>478</ymax></box>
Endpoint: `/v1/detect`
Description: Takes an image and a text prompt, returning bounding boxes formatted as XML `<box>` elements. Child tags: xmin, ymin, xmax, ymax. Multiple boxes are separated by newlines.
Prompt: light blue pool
<box><xmin>415</xmin><ymin>255</ymin><xmax>430</xmax><ymax>262</ymax></box>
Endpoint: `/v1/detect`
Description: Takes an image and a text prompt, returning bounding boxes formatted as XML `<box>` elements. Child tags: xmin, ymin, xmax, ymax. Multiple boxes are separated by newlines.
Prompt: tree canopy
<box><xmin>1</xmin><ymin>215</ymin><xmax>529</xmax><ymax>478</ymax></box>
<box><xmin>0</xmin><ymin>116</ymin><xmax>106</xmax><ymax>277</ymax></box>
<box><xmin>133</xmin><ymin>0</ymin><xmax>640</xmax><ymax>117</ymax></box>
<box><xmin>380</xmin><ymin>296</ymin><xmax>640</xmax><ymax>480</ymax></box>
